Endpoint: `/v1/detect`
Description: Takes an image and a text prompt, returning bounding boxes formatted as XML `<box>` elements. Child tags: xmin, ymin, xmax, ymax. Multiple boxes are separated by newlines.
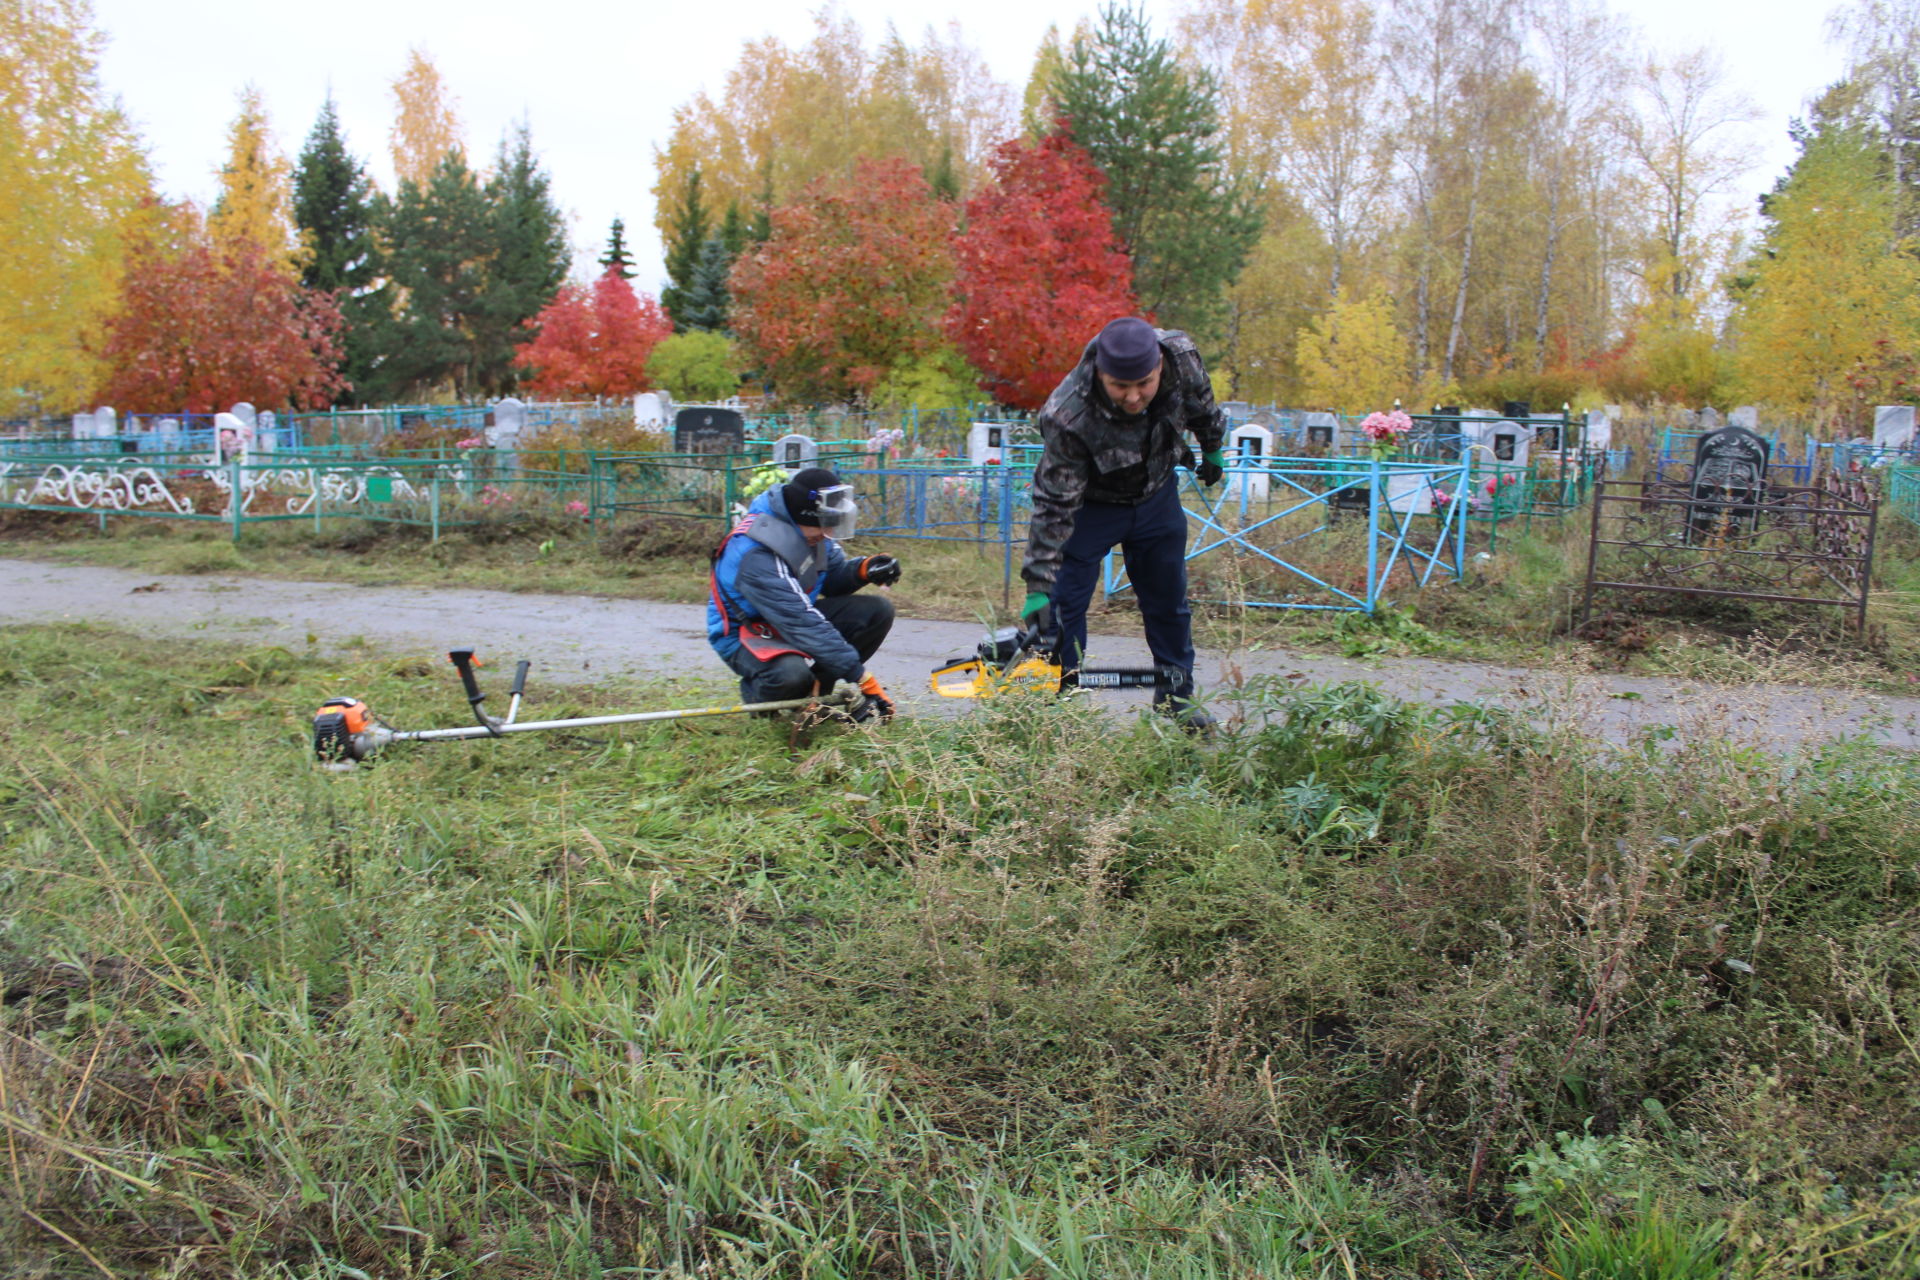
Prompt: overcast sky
<box><xmin>90</xmin><ymin>0</ymin><xmax>1847</xmax><ymax>295</ymax></box>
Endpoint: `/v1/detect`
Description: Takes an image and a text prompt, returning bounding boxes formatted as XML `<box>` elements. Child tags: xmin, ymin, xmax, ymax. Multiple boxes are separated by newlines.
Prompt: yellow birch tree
<box><xmin>1295</xmin><ymin>287</ymin><xmax>1410</xmax><ymax>411</ymax></box>
<box><xmin>207</xmin><ymin>85</ymin><xmax>299</xmax><ymax>269</ymax></box>
<box><xmin>0</xmin><ymin>0</ymin><xmax>154</xmax><ymax>411</ymax></box>
<box><xmin>390</xmin><ymin>46</ymin><xmax>464</xmax><ymax>188</ymax></box>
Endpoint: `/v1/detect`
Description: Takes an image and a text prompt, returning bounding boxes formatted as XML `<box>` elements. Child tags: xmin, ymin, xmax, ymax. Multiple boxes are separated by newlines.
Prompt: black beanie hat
<box><xmin>782</xmin><ymin>466</ymin><xmax>842</xmax><ymax>526</ymax></box>
<box><xmin>1093</xmin><ymin>317</ymin><xmax>1161</xmax><ymax>381</ymax></box>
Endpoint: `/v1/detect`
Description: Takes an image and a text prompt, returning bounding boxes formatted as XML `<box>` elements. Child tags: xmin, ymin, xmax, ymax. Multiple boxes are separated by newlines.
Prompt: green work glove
<box><xmin>1196</xmin><ymin>449</ymin><xmax>1227</xmax><ymax>486</ymax></box>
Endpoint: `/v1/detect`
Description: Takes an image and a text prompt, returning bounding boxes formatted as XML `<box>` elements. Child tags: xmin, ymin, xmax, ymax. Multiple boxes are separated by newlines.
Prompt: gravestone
<box><xmin>1535</xmin><ymin>417</ymin><xmax>1562</xmax><ymax>453</ymax></box>
<box><xmin>1730</xmin><ymin>405</ymin><xmax>1760</xmax><ymax>432</ymax></box>
<box><xmin>967</xmin><ymin>421</ymin><xmax>1006</xmax><ymax>466</ymax></box>
<box><xmin>70</xmin><ymin>412</ymin><xmax>89</xmax><ymax>439</ymax></box>
<box><xmin>1226</xmin><ymin>422</ymin><xmax>1273</xmax><ymax>501</ymax></box>
<box><xmin>1502</xmin><ymin>400</ymin><xmax>1531</xmax><ymax>421</ymax></box>
<box><xmin>1697</xmin><ymin>406</ymin><xmax>1723</xmax><ymax>432</ymax></box>
<box><xmin>229</xmin><ymin>402</ymin><xmax>257</xmax><ymax>429</ymax></box>
<box><xmin>489</xmin><ymin>397</ymin><xmax>527</xmax><ymax>448</ymax></box>
<box><xmin>1584</xmin><ymin>409</ymin><xmax>1613</xmax><ymax>452</ymax></box>
<box><xmin>1249</xmin><ymin>409</ymin><xmax>1279</xmax><ymax>428</ymax></box>
<box><xmin>773</xmin><ymin>433</ymin><xmax>818</xmax><ymax>468</ymax></box>
<box><xmin>1384</xmin><ymin>469</ymin><xmax>1435</xmax><ymax>515</ymax></box>
<box><xmin>213</xmin><ymin>411</ymin><xmax>250</xmax><ymax>462</ymax></box>
<box><xmin>674</xmin><ymin>406</ymin><xmax>746</xmax><ymax>454</ymax></box>
<box><xmin>1873</xmin><ymin>404</ymin><xmax>1916</xmax><ymax>452</ymax></box>
<box><xmin>157</xmin><ymin>417</ymin><xmax>182</xmax><ymax>452</ymax></box>
<box><xmin>633</xmin><ymin>391</ymin><xmax>666</xmax><ymax>428</ymax></box>
<box><xmin>94</xmin><ymin>406</ymin><xmax>117</xmax><ymax>439</ymax></box>
<box><xmin>255</xmin><ymin>409</ymin><xmax>277</xmax><ymax>453</ymax></box>
<box><xmin>1687</xmin><ymin>426</ymin><xmax>1770</xmax><ymax>541</ymax></box>
<box><xmin>1303</xmin><ymin>411</ymin><xmax>1339</xmax><ymax>449</ymax></box>
<box><xmin>1221</xmin><ymin>400</ymin><xmax>1253</xmax><ymax>423</ymax></box>
<box><xmin>1489</xmin><ymin>420</ymin><xmax>1532</xmax><ymax>466</ymax></box>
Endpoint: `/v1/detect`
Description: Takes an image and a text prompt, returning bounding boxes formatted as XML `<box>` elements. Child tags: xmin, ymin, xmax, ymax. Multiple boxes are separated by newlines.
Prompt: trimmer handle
<box><xmin>448</xmin><ymin>648</ymin><xmax>501</xmax><ymax>734</ymax></box>
<box><xmin>509</xmin><ymin>661</ymin><xmax>531</xmax><ymax>698</ymax></box>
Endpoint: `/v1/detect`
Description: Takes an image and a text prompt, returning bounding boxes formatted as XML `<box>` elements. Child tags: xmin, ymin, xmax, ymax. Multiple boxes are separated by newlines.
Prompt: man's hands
<box><xmin>853</xmin><ymin>672</ymin><xmax>896</xmax><ymax>723</ymax></box>
<box><xmin>858</xmin><ymin>554</ymin><xmax>902</xmax><ymax>586</ymax></box>
<box><xmin>1021</xmin><ymin>591</ymin><xmax>1059</xmax><ymax>654</ymax></box>
<box><xmin>1196</xmin><ymin>449</ymin><xmax>1227</xmax><ymax>487</ymax></box>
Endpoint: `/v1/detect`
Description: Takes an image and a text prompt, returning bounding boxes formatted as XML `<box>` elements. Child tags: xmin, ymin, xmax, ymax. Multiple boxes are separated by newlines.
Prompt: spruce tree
<box><xmin>1051</xmin><ymin>3</ymin><xmax>1260</xmax><ymax>341</ymax></box>
<box><xmin>478</xmin><ymin>121</ymin><xmax>570</xmax><ymax>395</ymax></box>
<box><xmin>719</xmin><ymin>201</ymin><xmax>748</xmax><ymax>258</ymax></box>
<box><xmin>679</xmin><ymin>234</ymin><xmax>733</xmax><ymax>332</ymax></box>
<box><xmin>660</xmin><ymin>168</ymin><xmax>711</xmax><ymax>329</ymax></box>
<box><xmin>292</xmin><ymin>96</ymin><xmax>379</xmax><ymax>401</ymax></box>
<box><xmin>930</xmin><ymin>142</ymin><xmax>960</xmax><ymax>202</ymax></box>
<box><xmin>599</xmin><ymin>217</ymin><xmax>636</xmax><ymax>279</ymax></box>
<box><xmin>365</xmin><ymin>151</ymin><xmax>492</xmax><ymax>401</ymax></box>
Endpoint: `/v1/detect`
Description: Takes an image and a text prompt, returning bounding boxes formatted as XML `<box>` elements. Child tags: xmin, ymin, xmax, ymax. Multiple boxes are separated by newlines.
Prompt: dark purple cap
<box><xmin>1093</xmin><ymin>318</ymin><xmax>1161</xmax><ymax>381</ymax></box>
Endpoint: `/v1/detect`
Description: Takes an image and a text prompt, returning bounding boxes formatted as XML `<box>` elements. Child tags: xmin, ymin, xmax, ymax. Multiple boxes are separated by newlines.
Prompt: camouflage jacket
<box><xmin>1020</xmin><ymin>328</ymin><xmax>1226</xmax><ymax>589</ymax></box>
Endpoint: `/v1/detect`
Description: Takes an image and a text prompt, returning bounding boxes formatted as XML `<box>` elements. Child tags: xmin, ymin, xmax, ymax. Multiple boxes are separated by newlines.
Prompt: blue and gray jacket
<box><xmin>706</xmin><ymin>485</ymin><xmax>866</xmax><ymax>683</ymax></box>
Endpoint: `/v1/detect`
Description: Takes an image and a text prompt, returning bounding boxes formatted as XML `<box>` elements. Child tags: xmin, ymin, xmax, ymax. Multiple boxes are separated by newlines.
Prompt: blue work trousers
<box><xmin>1049</xmin><ymin>478</ymin><xmax>1194</xmax><ymax>690</ymax></box>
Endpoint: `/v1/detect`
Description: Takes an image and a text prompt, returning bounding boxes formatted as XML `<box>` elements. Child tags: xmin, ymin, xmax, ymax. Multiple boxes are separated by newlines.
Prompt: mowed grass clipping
<box><xmin>1</xmin><ymin>623</ymin><xmax>1916</xmax><ymax>1278</ymax></box>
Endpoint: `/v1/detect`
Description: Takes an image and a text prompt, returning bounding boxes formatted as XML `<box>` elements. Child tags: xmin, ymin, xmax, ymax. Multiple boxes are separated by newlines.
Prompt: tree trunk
<box><xmin>1533</xmin><ymin>177</ymin><xmax>1561</xmax><ymax>373</ymax></box>
<box><xmin>1444</xmin><ymin>155</ymin><xmax>1483</xmax><ymax>384</ymax></box>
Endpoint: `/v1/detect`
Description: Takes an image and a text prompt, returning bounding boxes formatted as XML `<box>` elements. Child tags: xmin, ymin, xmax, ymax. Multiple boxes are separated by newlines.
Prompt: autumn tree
<box><xmin>1294</xmin><ymin>288</ymin><xmax>1409</xmax><ymax>412</ymax></box>
<box><xmin>652</xmin><ymin>12</ymin><xmax>1012</xmax><ymax>248</ymax></box>
<box><xmin>97</xmin><ymin>212</ymin><xmax>347</xmax><ymax>412</ymax></box>
<box><xmin>648</xmin><ymin>330</ymin><xmax>741</xmax><ymax>401</ymax></box>
<box><xmin>947</xmin><ymin>132</ymin><xmax>1138</xmax><ymax>409</ymax></box>
<box><xmin>389</xmin><ymin>46</ymin><xmax>464</xmax><ymax>187</ymax></box>
<box><xmin>1730</xmin><ymin>125</ymin><xmax>1920</xmax><ymax>424</ymax></box>
<box><xmin>208</xmin><ymin>85</ymin><xmax>298</xmax><ymax>268</ymax></box>
<box><xmin>0</xmin><ymin>0</ymin><xmax>154</xmax><ymax>410</ymax></box>
<box><xmin>516</xmin><ymin>270</ymin><xmax>673</xmax><ymax>399</ymax></box>
<box><xmin>1050</xmin><ymin>3</ymin><xmax>1259</xmax><ymax>340</ymax></box>
<box><xmin>729</xmin><ymin>157</ymin><xmax>956</xmax><ymax>404</ymax></box>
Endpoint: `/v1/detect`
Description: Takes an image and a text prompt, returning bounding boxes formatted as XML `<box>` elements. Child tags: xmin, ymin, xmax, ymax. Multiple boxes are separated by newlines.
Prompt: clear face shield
<box><xmin>813</xmin><ymin>484</ymin><xmax>859</xmax><ymax>540</ymax></box>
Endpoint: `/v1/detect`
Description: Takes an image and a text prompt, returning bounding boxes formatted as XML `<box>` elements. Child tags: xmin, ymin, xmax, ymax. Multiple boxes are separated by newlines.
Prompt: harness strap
<box><xmin>709</xmin><ymin>517</ymin><xmax>756</xmax><ymax>638</ymax></box>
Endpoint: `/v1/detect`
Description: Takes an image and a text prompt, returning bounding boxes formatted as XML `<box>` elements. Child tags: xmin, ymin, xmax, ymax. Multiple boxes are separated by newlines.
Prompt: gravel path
<box><xmin>4</xmin><ymin>557</ymin><xmax>1916</xmax><ymax>749</ymax></box>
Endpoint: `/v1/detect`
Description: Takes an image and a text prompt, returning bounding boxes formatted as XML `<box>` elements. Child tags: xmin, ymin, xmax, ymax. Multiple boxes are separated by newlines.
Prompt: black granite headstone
<box><xmin>1687</xmin><ymin>426</ymin><xmax>1770</xmax><ymax>541</ymax></box>
<box><xmin>674</xmin><ymin>407</ymin><xmax>747</xmax><ymax>454</ymax></box>
<box><xmin>1502</xmin><ymin>401</ymin><xmax>1530</xmax><ymax>421</ymax></box>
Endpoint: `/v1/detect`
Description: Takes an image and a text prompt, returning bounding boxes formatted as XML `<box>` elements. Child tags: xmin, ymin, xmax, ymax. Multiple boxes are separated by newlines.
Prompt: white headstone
<box><xmin>1873</xmin><ymin>404</ymin><xmax>1916</xmax><ymax>451</ymax></box>
<box><xmin>94</xmin><ymin>406</ymin><xmax>117</xmax><ymax>439</ymax></box>
<box><xmin>1226</xmin><ymin>422</ymin><xmax>1274</xmax><ymax>501</ymax></box>
<box><xmin>1730</xmin><ymin>405</ymin><xmax>1759</xmax><ymax>432</ymax></box>
<box><xmin>1604</xmin><ymin>404</ymin><xmax>1624</xmax><ymax>421</ymax></box>
<box><xmin>773</xmin><ymin>433</ymin><xmax>818</xmax><ymax>468</ymax></box>
<box><xmin>157</xmin><ymin>417</ymin><xmax>182</xmax><ymax>451</ymax></box>
<box><xmin>71</xmin><ymin>413</ymin><xmax>90</xmax><ymax>439</ymax></box>
<box><xmin>1302</xmin><ymin>411</ymin><xmax>1340</xmax><ymax>449</ymax></box>
<box><xmin>255</xmin><ymin>409</ymin><xmax>277</xmax><ymax>453</ymax></box>
<box><xmin>213</xmin><ymin>411</ymin><xmax>250</xmax><ymax>461</ymax></box>
<box><xmin>1583</xmin><ymin>409</ymin><xmax>1613</xmax><ymax>452</ymax></box>
<box><xmin>1385</xmin><ymin>469</ymin><xmax>1436</xmax><ymax>515</ymax></box>
<box><xmin>229</xmin><ymin>402</ymin><xmax>257</xmax><ymax>429</ymax></box>
<box><xmin>1466</xmin><ymin>414</ymin><xmax>1532</xmax><ymax>467</ymax></box>
<box><xmin>489</xmin><ymin>397</ymin><xmax>526</xmax><ymax>446</ymax></box>
<box><xmin>967</xmin><ymin>421</ymin><xmax>1006</xmax><ymax>466</ymax></box>
<box><xmin>634</xmin><ymin>391</ymin><xmax>665</xmax><ymax>427</ymax></box>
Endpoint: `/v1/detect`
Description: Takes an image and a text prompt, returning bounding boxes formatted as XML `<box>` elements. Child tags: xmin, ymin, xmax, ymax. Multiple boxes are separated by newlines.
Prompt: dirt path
<box><xmin>4</xmin><ymin>557</ymin><xmax>1916</xmax><ymax>749</ymax></box>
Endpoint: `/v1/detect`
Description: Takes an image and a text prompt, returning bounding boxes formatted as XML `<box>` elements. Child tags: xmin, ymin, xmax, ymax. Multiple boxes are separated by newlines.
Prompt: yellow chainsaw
<box><xmin>929</xmin><ymin>626</ymin><xmax>1183</xmax><ymax>699</ymax></box>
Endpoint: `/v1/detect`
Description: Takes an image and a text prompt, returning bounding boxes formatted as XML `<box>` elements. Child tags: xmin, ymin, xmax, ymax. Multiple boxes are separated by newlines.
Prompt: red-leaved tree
<box><xmin>97</xmin><ymin>225</ymin><xmax>348</xmax><ymax>413</ymax></box>
<box><xmin>947</xmin><ymin>134</ymin><xmax>1139</xmax><ymax>409</ymax></box>
<box><xmin>516</xmin><ymin>270</ymin><xmax>673</xmax><ymax>398</ymax></box>
<box><xmin>729</xmin><ymin>157</ymin><xmax>955</xmax><ymax>404</ymax></box>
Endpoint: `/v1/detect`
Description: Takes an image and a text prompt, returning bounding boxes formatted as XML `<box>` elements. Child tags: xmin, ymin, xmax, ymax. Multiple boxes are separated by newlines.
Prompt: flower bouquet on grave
<box><xmin>1360</xmin><ymin>409</ymin><xmax>1413</xmax><ymax>460</ymax></box>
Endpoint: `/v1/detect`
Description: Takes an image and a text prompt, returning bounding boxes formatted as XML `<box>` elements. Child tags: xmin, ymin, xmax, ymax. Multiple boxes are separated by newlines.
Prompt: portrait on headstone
<box><xmin>1687</xmin><ymin>426</ymin><xmax>1771</xmax><ymax>542</ymax></box>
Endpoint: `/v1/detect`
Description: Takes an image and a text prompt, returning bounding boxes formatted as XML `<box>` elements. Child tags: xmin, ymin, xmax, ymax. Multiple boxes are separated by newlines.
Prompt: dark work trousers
<box><xmin>1049</xmin><ymin>477</ymin><xmax>1194</xmax><ymax>694</ymax></box>
<box><xmin>722</xmin><ymin>592</ymin><xmax>895</xmax><ymax>703</ymax></box>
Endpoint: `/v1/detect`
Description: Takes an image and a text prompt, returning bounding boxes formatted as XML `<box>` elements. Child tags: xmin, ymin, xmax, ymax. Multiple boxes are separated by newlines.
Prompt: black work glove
<box><xmin>1020</xmin><ymin>591</ymin><xmax>1059</xmax><ymax>655</ymax></box>
<box><xmin>859</xmin><ymin>554</ymin><xmax>902</xmax><ymax>587</ymax></box>
<box><xmin>1195</xmin><ymin>449</ymin><xmax>1226</xmax><ymax>487</ymax></box>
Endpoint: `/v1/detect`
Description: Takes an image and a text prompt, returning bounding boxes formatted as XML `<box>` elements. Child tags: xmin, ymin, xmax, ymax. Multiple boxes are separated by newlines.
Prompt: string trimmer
<box><xmin>929</xmin><ymin>627</ymin><xmax>1183</xmax><ymax>699</ymax></box>
<box><xmin>313</xmin><ymin>647</ymin><xmax>861</xmax><ymax>768</ymax></box>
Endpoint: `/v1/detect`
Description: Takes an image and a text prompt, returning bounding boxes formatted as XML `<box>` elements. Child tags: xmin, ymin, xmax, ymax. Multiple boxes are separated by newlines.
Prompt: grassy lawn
<box><xmin>1</xmin><ymin>623</ymin><xmax>1916</xmax><ymax>1276</ymax></box>
<box><xmin>4</xmin><ymin>501</ymin><xmax>1917</xmax><ymax>693</ymax></box>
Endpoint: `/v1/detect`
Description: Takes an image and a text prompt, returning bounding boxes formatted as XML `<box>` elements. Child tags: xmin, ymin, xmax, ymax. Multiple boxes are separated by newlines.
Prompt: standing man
<box><xmin>708</xmin><ymin>466</ymin><xmax>901</xmax><ymax>723</ymax></box>
<box><xmin>1020</xmin><ymin>317</ymin><xmax>1227</xmax><ymax>732</ymax></box>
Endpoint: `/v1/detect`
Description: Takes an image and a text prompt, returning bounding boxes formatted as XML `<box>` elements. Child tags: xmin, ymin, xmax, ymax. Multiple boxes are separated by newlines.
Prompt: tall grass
<box><xmin>1</xmin><ymin>624</ymin><xmax>1916</xmax><ymax>1276</ymax></box>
